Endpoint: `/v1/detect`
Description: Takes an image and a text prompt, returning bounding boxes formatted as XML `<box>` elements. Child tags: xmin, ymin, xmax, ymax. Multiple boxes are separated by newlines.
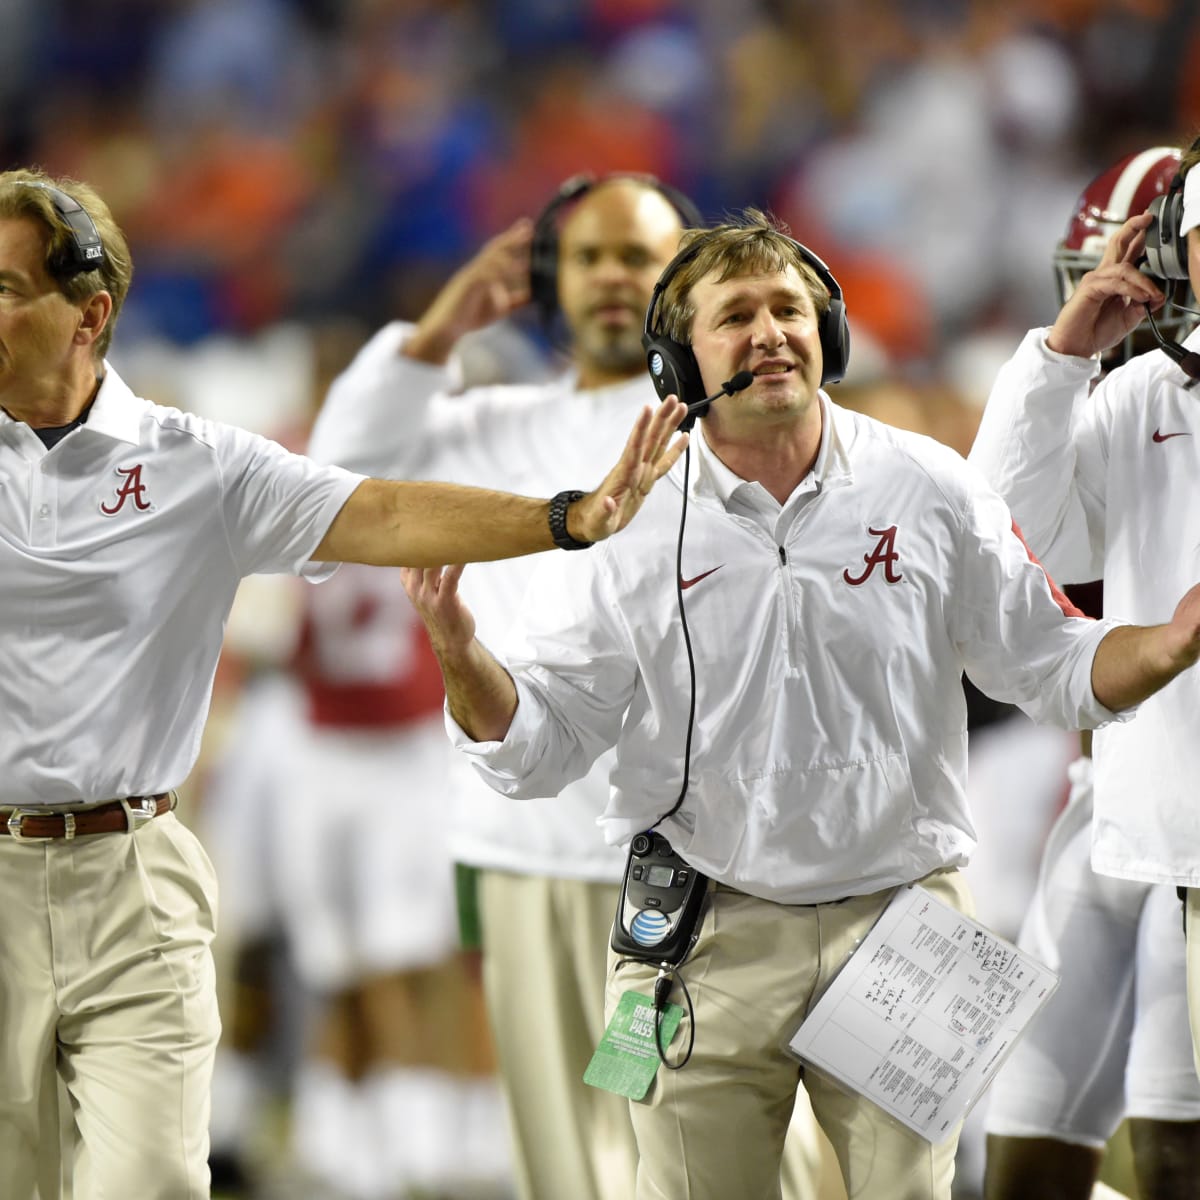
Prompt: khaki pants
<box><xmin>479</xmin><ymin>870</ymin><xmax>640</xmax><ymax>1200</ymax></box>
<box><xmin>605</xmin><ymin>869</ymin><xmax>973</xmax><ymax>1200</ymax></box>
<box><xmin>1186</xmin><ymin>888</ymin><xmax>1200</xmax><ymax>1078</ymax></box>
<box><xmin>0</xmin><ymin>812</ymin><xmax>221</xmax><ymax>1200</ymax></box>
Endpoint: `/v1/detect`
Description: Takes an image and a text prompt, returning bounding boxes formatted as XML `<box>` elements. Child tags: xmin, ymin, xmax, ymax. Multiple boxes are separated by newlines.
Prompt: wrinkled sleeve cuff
<box><xmin>1076</xmin><ymin>617</ymin><xmax>1137</xmax><ymax>729</ymax></box>
<box><xmin>445</xmin><ymin>676</ymin><xmax>549</xmax><ymax>772</ymax></box>
<box><xmin>1034</xmin><ymin>326</ymin><xmax>1105</xmax><ymax>376</ymax></box>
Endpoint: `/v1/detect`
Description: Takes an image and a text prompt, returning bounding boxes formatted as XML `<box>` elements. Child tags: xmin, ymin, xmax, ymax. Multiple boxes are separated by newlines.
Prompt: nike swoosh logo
<box><xmin>1153</xmin><ymin>429</ymin><xmax>1191</xmax><ymax>442</ymax></box>
<box><xmin>680</xmin><ymin>566</ymin><xmax>723</xmax><ymax>590</ymax></box>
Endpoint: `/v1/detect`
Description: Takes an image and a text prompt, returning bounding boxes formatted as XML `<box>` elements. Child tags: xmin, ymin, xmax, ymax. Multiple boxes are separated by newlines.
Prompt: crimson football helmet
<box><xmin>1054</xmin><ymin>146</ymin><xmax>1194</xmax><ymax>364</ymax></box>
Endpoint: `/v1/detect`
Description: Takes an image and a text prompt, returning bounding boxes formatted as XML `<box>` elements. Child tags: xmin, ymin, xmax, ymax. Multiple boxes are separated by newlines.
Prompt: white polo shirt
<box><xmin>0</xmin><ymin>363</ymin><xmax>362</xmax><ymax>807</ymax></box>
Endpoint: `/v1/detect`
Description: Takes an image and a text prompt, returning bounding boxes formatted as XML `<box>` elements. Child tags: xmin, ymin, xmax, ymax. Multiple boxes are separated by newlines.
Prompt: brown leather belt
<box><xmin>1</xmin><ymin>794</ymin><xmax>173</xmax><ymax>842</ymax></box>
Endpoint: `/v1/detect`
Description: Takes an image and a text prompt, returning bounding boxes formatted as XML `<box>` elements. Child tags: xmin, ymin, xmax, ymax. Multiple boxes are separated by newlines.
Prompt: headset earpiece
<box><xmin>529</xmin><ymin>173</ymin><xmax>705</xmax><ymax>328</ymax></box>
<box><xmin>643</xmin><ymin>230</ymin><xmax>850</xmax><ymax>417</ymax></box>
<box><xmin>1144</xmin><ymin>175</ymin><xmax>1189</xmax><ymax>282</ymax></box>
<box><xmin>529</xmin><ymin>175</ymin><xmax>593</xmax><ymax>327</ymax></box>
<box><xmin>16</xmin><ymin>181</ymin><xmax>105</xmax><ymax>276</ymax></box>
<box><xmin>645</xmin><ymin>334</ymin><xmax>706</xmax><ymax>410</ymax></box>
<box><xmin>819</xmin><ymin>293</ymin><xmax>849</xmax><ymax>385</ymax></box>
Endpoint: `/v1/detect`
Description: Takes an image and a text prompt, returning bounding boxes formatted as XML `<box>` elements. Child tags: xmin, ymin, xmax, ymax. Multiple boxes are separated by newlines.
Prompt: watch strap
<box><xmin>548</xmin><ymin>489</ymin><xmax>593</xmax><ymax>550</ymax></box>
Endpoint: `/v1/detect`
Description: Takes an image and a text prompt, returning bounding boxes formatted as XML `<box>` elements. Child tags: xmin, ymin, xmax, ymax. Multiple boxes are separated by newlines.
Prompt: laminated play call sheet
<box><xmin>788</xmin><ymin>885</ymin><xmax>1058</xmax><ymax>1142</ymax></box>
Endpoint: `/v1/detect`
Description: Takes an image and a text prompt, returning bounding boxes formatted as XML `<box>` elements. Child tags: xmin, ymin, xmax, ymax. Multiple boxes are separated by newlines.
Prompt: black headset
<box><xmin>528</xmin><ymin>172</ymin><xmax>704</xmax><ymax>327</ymax></box>
<box><xmin>1138</xmin><ymin>166</ymin><xmax>1200</xmax><ymax>378</ymax></box>
<box><xmin>1143</xmin><ymin>171</ymin><xmax>1190</xmax><ymax>281</ymax></box>
<box><xmin>641</xmin><ymin>230</ymin><xmax>850</xmax><ymax>418</ymax></box>
<box><xmin>17</xmin><ymin>181</ymin><xmax>105</xmax><ymax>275</ymax></box>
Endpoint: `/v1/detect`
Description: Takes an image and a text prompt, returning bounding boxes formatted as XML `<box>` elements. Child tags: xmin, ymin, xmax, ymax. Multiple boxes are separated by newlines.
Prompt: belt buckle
<box><xmin>6</xmin><ymin>808</ymin><xmax>60</xmax><ymax>843</ymax></box>
<box><xmin>123</xmin><ymin>796</ymin><xmax>159</xmax><ymax>832</ymax></box>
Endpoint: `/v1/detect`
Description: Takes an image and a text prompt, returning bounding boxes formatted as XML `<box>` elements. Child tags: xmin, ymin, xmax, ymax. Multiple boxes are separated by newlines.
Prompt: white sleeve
<box><xmin>307</xmin><ymin>321</ymin><xmax>567</xmax><ymax>493</ymax></box>
<box><xmin>968</xmin><ymin>328</ymin><xmax>1106</xmax><ymax>582</ymax></box>
<box><xmin>950</xmin><ymin>475</ymin><xmax>1128</xmax><ymax>730</ymax></box>
<box><xmin>449</xmin><ymin>550</ymin><xmax>637</xmax><ymax>799</ymax></box>
<box><xmin>215</xmin><ymin>423</ymin><xmax>364</xmax><ymax>577</ymax></box>
<box><xmin>307</xmin><ymin>321</ymin><xmax>463</xmax><ymax>477</ymax></box>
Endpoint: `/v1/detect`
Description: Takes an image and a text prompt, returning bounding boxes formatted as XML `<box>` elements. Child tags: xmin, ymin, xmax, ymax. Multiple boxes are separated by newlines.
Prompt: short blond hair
<box><xmin>655</xmin><ymin>208</ymin><xmax>830</xmax><ymax>344</ymax></box>
<box><xmin>0</xmin><ymin>167</ymin><xmax>132</xmax><ymax>359</ymax></box>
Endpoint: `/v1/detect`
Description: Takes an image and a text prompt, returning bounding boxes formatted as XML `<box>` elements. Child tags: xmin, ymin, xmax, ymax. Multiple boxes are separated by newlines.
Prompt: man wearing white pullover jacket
<box><xmin>401</xmin><ymin>211</ymin><xmax>1200</xmax><ymax>1200</ymax></box>
<box><xmin>308</xmin><ymin>174</ymin><xmax>720</xmax><ymax>1200</ymax></box>
<box><xmin>968</xmin><ymin>133</ymin><xmax>1200</xmax><ymax>1180</ymax></box>
<box><xmin>971</xmin><ymin>146</ymin><xmax>1200</xmax><ymax>1200</ymax></box>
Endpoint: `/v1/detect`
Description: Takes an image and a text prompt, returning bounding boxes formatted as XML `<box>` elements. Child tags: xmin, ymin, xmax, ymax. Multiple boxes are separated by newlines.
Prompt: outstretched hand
<box><xmin>401</xmin><ymin>562</ymin><xmax>521</xmax><ymax>742</ymax></box>
<box><xmin>406</xmin><ymin>219</ymin><xmax>534</xmax><ymax>365</ymax></box>
<box><xmin>1046</xmin><ymin>212</ymin><xmax>1166</xmax><ymax>360</ymax></box>
<box><xmin>401</xmin><ymin>563</ymin><xmax>474</xmax><ymax>658</ymax></box>
<box><xmin>568</xmin><ymin>395</ymin><xmax>689</xmax><ymax>544</ymax></box>
<box><xmin>1163</xmin><ymin>580</ymin><xmax>1200</xmax><ymax>673</ymax></box>
<box><xmin>1092</xmin><ymin>579</ymin><xmax>1200</xmax><ymax>712</ymax></box>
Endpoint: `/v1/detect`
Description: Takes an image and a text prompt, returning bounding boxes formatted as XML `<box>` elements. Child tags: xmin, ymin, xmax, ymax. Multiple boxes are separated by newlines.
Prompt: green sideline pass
<box><xmin>584</xmin><ymin>990</ymin><xmax>685</xmax><ymax>1100</ymax></box>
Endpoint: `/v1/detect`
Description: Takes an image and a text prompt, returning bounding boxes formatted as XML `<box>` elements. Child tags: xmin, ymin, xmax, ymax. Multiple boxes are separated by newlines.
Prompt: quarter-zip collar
<box><xmin>687</xmin><ymin>390</ymin><xmax>854</xmax><ymax>512</ymax></box>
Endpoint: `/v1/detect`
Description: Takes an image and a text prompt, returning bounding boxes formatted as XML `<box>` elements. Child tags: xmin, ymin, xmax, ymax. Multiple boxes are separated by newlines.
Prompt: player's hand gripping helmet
<box><xmin>1054</xmin><ymin>146</ymin><xmax>1192</xmax><ymax>366</ymax></box>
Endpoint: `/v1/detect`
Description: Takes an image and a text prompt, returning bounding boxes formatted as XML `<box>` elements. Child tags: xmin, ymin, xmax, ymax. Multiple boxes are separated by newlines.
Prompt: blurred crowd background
<box><xmin>10</xmin><ymin>1</ymin><xmax>1200</xmax><ymax>1197</ymax></box>
<box><xmin>7</xmin><ymin>0</ymin><xmax>1200</xmax><ymax>408</ymax></box>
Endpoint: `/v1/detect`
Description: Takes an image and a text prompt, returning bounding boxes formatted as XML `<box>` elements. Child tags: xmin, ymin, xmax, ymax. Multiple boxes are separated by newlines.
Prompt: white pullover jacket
<box><xmin>457</xmin><ymin>397</ymin><xmax>1122</xmax><ymax>904</ymax></box>
<box><xmin>970</xmin><ymin>327</ymin><xmax>1200</xmax><ymax>886</ymax></box>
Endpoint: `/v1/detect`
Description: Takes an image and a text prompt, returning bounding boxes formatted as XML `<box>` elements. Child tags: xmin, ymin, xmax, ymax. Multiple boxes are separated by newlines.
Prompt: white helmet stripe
<box><xmin>1110</xmin><ymin>147</ymin><xmax>1175</xmax><ymax>218</ymax></box>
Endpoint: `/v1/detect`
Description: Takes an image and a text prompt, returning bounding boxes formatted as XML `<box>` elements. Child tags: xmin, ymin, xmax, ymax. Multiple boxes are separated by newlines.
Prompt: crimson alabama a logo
<box><xmin>100</xmin><ymin>464</ymin><xmax>152</xmax><ymax>516</ymax></box>
<box><xmin>843</xmin><ymin>525</ymin><xmax>903</xmax><ymax>586</ymax></box>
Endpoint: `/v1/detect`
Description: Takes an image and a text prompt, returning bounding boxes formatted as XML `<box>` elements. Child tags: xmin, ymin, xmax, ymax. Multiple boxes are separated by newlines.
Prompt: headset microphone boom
<box><xmin>683</xmin><ymin>370</ymin><xmax>753</xmax><ymax>419</ymax></box>
<box><xmin>675</xmin><ymin>369</ymin><xmax>754</xmax><ymax>430</ymax></box>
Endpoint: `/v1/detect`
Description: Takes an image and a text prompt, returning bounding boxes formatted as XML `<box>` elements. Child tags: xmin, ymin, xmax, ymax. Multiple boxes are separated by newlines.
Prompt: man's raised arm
<box><xmin>312</xmin><ymin>395</ymin><xmax>686</xmax><ymax>567</ymax></box>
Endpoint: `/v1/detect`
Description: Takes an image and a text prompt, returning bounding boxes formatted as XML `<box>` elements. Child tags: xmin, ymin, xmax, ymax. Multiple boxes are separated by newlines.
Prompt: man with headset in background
<box><xmin>0</xmin><ymin>165</ymin><xmax>687</xmax><ymax>1200</ymax></box>
<box><xmin>400</xmin><ymin>208</ymin><xmax>1200</xmax><ymax>1200</ymax></box>
<box><xmin>970</xmin><ymin>136</ymin><xmax>1200</xmax><ymax>1199</ymax></box>
<box><xmin>309</xmin><ymin>174</ymin><xmax>843</xmax><ymax>1200</ymax></box>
